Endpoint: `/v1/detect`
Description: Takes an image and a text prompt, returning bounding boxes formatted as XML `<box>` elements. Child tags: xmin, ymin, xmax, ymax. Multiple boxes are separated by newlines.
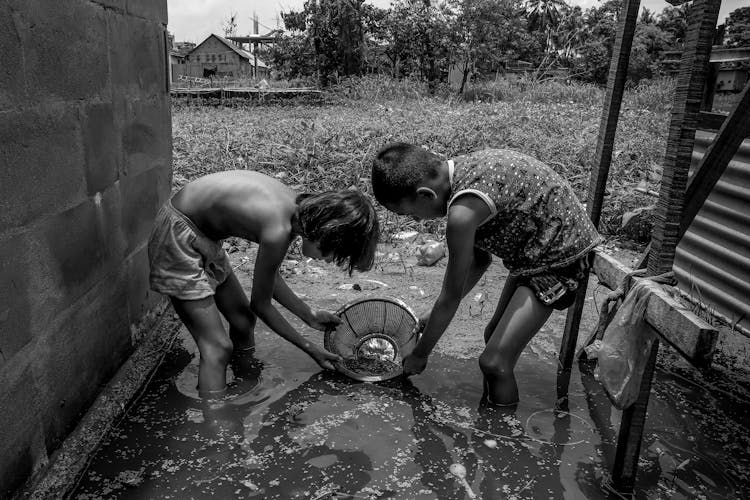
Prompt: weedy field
<box><xmin>171</xmin><ymin>76</ymin><xmax>675</xmax><ymax>242</ymax></box>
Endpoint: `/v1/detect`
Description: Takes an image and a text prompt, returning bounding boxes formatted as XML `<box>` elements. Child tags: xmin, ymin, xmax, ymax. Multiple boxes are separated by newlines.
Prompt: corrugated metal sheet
<box><xmin>673</xmin><ymin>131</ymin><xmax>750</xmax><ymax>331</ymax></box>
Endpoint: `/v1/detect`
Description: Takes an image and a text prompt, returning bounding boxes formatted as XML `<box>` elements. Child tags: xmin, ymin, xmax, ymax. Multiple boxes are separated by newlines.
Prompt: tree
<box><xmin>447</xmin><ymin>0</ymin><xmax>539</xmax><ymax>91</ymax></box>
<box><xmin>656</xmin><ymin>4</ymin><xmax>690</xmax><ymax>49</ymax></box>
<box><xmin>553</xmin><ymin>5</ymin><xmax>587</xmax><ymax>62</ymax></box>
<box><xmin>382</xmin><ymin>0</ymin><xmax>451</xmax><ymax>83</ymax></box>
<box><xmin>384</xmin><ymin>0</ymin><xmax>450</xmax><ymax>89</ymax></box>
<box><xmin>269</xmin><ymin>0</ymin><xmax>367</xmax><ymax>86</ymax></box>
<box><xmin>523</xmin><ymin>0</ymin><xmax>568</xmax><ymax>52</ymax></box>
<box><xmin>628</xmin><ymin>22</ymin><xmax>672</xmax><ymax>83</ymax></box>
<box><xmin>723</xmin><ymin>6</ymin><xmax>750</xmax><ymax>47</ymax></box>
<box><xmin>568</xmin><ymin>0</ymin><xmax>620</xmax><ymax>83</ymax></box>
<box><xmin>222</xmin><ymin>11</ymin><xmax>238</xmax><ymax>38</ymax></box>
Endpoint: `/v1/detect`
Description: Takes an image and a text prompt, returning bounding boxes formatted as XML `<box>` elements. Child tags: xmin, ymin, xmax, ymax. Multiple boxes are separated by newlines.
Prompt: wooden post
<box><xmin>559</xmin><ymin>0</ymin><xmax>641</xmax><ymax>370</ymax></box>
<box><xmin>648</xmin><ymin>0</ymin><xmax>721</xmax><ymax>276</ymax></box>
<box><xmin>253</xmin><ymin>12</ymin><xmax>259</xmax><ymax>79</ymax></box>
<box><xmin>701</xmin><ymin>62</ymin><xmax>718</xmax><ymax>111</ymax></box>
<box><xmin>612</xmin><ymin>337</ymin><xmax>660</xmax><ymax>492</ymax></box>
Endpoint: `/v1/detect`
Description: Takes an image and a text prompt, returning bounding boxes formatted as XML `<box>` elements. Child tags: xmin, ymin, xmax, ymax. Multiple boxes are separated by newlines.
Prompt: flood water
<box><xmin>72</xmin><ymin>320</ymin><xmax>749</xmax><ymax>499</ymax></box>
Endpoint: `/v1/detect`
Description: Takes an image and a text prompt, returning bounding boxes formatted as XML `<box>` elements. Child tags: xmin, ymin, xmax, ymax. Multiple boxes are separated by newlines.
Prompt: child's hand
<box><xmin>403</xmin><ymin>353</ymin><xmax>428</xmax><ymax>375</ymax></box>
<box><xmin>307</xmin><ymin>310</ymin><xmax>342</xmax><ymax>331</ymax></box>
<box><xmin>309</xmin><ymin>346</ymin><xmax>342</xmax><ymax>371</ymax></box>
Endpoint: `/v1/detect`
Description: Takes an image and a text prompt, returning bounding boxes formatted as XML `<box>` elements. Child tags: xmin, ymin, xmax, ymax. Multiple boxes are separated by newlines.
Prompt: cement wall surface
<box><xmin>0</xmin><ymin>0</ymin><xmax>171</xmax><ymax>496</ymax></box>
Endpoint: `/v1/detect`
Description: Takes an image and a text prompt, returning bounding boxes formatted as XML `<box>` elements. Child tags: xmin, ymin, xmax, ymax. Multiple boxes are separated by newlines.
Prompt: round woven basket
<box><xmin>324</xmin><ymin>297</ymin><xmax>420</xmax><ymax>382</ymax></box>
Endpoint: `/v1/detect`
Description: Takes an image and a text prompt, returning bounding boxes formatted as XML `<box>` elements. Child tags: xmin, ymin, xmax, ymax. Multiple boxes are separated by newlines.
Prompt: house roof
<box><xmin>189</xmin><ymin>34</ymin><xmax>268</xmax><ymax>68</ymax></box>
<box><xmin>228</xmin><ymin>30</ymin><xmax>283</xmax><ymax>44</ymax></box>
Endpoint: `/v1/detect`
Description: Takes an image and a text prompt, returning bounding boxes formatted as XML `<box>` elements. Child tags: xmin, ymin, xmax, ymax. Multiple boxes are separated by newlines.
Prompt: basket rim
<box><xmin>332</xmin><ymin>296</ymin><xmax>419</xmax><ymax>321</ymax></box>
<box><xmin>325</xmin><ymin>296</ymin><xmax>420</xmax><ymax>382</ymax></box>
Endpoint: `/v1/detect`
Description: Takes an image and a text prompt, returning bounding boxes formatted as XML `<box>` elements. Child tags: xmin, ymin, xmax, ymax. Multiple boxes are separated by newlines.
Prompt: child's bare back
<box><xmin>171</xmin><ymin>170</ymin><xmax>297</xmax><ymax>243</ymax></box>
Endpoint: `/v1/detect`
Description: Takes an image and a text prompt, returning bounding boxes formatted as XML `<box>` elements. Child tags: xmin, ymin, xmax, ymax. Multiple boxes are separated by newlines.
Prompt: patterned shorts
<box><xmin>518</xmin><ymin>254</ymin><xmax>592</xmax><ymax>310</ymax></box>
<box><xmin>148</xmin><ymin>200</ymin><xmax>232</xmax><ymax>301</ymax></box>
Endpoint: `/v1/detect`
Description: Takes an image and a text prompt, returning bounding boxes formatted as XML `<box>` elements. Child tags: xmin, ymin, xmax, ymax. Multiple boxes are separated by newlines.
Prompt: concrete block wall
<box><xmin>0</xmin><ymin>0</ymin><xmax>171</xmax><ymax>496</ymax></box>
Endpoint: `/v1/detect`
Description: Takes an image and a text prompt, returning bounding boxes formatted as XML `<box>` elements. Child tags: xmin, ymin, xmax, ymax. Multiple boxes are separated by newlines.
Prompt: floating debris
<box><xmin>341</xmin><ymin>357</ymin><xmax>400</xmax><ymax>376</ymax></box>
<box><xmin>449</xmin><ymin>463</ymin><xmax>477</xmax><ymax>499</ymax></box>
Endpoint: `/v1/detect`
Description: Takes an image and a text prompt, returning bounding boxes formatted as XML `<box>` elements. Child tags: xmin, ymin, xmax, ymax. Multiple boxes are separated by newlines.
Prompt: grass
<box><xmin>171</xmin><ymin>75</ymin><xmax>674</xmax><ymax>241</ymax></box>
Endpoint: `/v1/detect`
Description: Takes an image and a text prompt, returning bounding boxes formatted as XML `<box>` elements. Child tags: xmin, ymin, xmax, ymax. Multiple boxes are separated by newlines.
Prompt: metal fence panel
<box><xmin>674</xmin><ymin>131</ymin><xmax>750</xmax><ymax>331</ymax></box>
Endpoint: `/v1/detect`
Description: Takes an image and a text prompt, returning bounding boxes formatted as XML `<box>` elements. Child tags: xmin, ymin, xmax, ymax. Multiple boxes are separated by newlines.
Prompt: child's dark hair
<box><xmin>371</xmin><ymin>142</ymin><xmax>443</xmax><ymax>205</ymax></box>
<box><xmin>296</xmin><ymin>190</ymin><xmax>379</xmax><ymax>274</ymax></box>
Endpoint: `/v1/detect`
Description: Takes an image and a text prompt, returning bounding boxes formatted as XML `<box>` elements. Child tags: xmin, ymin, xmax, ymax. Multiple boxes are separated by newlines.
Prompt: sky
<box><xmin>166</xmin><ymin>0</ymin><xmax>746</xmax><ymax>43</ymax></box>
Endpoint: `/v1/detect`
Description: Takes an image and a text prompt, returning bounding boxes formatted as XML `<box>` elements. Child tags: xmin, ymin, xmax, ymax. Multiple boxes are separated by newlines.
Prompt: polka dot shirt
<box><xmin>448</xmin><ymin>149</ymin><xmax>603</xmax><ymax>276</ymax></box>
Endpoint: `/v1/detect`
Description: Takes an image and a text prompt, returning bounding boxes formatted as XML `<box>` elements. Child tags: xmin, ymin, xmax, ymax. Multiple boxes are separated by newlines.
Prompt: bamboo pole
<box><xmin>559</xmin><ymin>0</ymin><xmax>641</xmax><ymax>371</ymax></box>
<box><xmin>648</xmin><ymin>0</ymin><xmax>722</xmax><ymax>275</ymax></box>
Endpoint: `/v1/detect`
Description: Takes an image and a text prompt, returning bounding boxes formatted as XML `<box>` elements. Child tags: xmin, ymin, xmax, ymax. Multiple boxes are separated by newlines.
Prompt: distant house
<box><xmin>716</xmin><ymin>65</ymin><xmax>748</xmax><ymax>92</ymax></box>
<box><xmin>169</xmin><ymin>51</ymin><xmax>186</xmax><ymax>84</ymax></box>
<box><xmin>173</xmin><ymin>33</ymin><xmax>268</xmax><ymax>81</ymax></box>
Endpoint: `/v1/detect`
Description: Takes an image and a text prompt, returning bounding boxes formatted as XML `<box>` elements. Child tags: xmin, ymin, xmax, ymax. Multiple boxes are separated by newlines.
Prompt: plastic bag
<box><xmin>595</xmin><ymin>280</ymin><xmax>655</xmax><ymax>409</ymax></box>
<box><xmin>416</xmin><ymin>240</ymin><xmax>445</xmax><ymax>266</ymax></box>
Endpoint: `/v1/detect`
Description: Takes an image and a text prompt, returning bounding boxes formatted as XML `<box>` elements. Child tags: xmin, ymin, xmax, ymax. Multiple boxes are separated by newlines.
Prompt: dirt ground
<box><xmin>69</xmin><ymin>239</ymin><xmax>750</xmax><ymax>499</ymax></box>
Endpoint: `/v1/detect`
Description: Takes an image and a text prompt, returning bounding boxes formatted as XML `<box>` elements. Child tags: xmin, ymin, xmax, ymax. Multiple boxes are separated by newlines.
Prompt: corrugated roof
<box><xmin>674</xmin><ymin>131</ymin><xmax>750</xmax><ymax>331</ymax></box>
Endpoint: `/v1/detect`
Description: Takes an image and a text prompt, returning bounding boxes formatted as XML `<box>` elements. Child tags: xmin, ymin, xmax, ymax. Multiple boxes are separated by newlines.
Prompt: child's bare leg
<box><xmin>479</xmin><ymin>286</ymin><xmax>552</xmax><ymax>405</ymax></box>
<box><xmin>214</xmin><ymin>272</ymin><xmax>256</xmax><ymax>352</ymax></box>
<box><xmin>483</xmin><ymin>274</ymin><xmax>520</xmax><ymax>343</ymax></box>
<box><xmin>171</xmin><ymin>296</ymin><xmax>233</xmax><ymax>396</ymax></box>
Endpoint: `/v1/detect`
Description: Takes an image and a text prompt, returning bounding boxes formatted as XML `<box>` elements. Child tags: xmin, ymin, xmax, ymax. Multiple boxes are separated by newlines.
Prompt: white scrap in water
<box><xmin>240</xmin><ymin>479</ymin><xmax>259</xmax><ymax>491</ymax></box>
<box><xmin>393</xmin><ymin>230</ymin><xmax>419</xmax><ymax>241</ymax></box>
<box><xmin>484</xmin><ymin>439</ymin><xmax>498</xmax><ymax>448</ymax></box>
<box><xmin>363</xmin><ymin>279</ymin><xmax>389</xmax><ymax>288</ymax></box>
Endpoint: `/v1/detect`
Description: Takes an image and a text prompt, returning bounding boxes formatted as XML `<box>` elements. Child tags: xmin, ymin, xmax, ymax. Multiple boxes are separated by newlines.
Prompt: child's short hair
<box><xmin>371</xmin><ymin>142</ymin><xmax>443</xmax><ymax>205</ymax></box>
<box><xmin>296</xmin><ymin>190</ymin><xmax>379</xmax><ymax>274</ymax></box>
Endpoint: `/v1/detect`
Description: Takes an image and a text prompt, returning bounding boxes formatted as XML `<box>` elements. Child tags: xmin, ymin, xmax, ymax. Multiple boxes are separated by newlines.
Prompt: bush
<box><xmin>172</xmin><ymin>75</ymin><xmax>672</xmax><ymax>241</ymax></box>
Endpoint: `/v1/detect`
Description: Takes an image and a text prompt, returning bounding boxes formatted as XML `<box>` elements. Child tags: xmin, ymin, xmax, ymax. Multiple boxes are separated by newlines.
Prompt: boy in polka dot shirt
<box><xmin>372</xmin><ymin>143</ymin><xmax>603</xmax><ymax>405</ymax></box>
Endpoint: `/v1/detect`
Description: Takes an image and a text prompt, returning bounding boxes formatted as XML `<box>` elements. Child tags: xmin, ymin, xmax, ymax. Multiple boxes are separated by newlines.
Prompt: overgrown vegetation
<box><xmin>259</xmin><ymin>0</ymin><xmax>747</xmax><ymax>88</ymax></box>
<box><xmin>172</xmin><ymin>76</ymin><xmax>673</xmax><ymax>243</ymax></box>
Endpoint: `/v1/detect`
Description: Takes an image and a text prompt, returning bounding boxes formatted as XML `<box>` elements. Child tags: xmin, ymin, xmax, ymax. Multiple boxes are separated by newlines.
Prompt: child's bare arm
<box><xmin>272</xmin><ymin>274</ymin><xmax>341</xmax><ymax>331</ymax></box>
<box><xmin>272</xmin><ymin>272</ymin><xmax>314</xmax><ymax>324</ymax></box>
<box><xmin>417</xmin><ymin>247</ymin><xmax>491</xmax><ymax>328</ymax></box>
<box><xmin>410</xmin><ymin>196</ymin><xmax>491</xmax><ymax>362</ymax></box>
<box><xmin>251</xmin><ymin>230</ymin><xmax>340</xmax><ymax>368</ymax></box>
<box><xmin>463</xmin><ymin>247</ymin><xmax>492</xmax><ymax>296</ymax></box>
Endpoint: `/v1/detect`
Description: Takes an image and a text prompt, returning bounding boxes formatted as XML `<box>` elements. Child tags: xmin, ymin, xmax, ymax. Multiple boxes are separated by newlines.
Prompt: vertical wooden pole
<box><xmin>253</xmin><ymin>12</ymin><xmax>259</xmax><ymax>79</ymax></box>
<box><xmin>559</xmin><ymin>0</ymin><xmax>641</xmax><ymax>370</ymax></box>
<box><xmin>701</xmin><ymin>62</ymin><xmax>718</xmax><ymax>111</ymax></box>
<box><xmin>612</xmin><ymin>338</ymin><xmax>660</xmax><ymax>492</ymax></box>
<box><xmin>648</xmin><ymin>0</ymin><xmax>721</xmax><ymax>276</ymax></box>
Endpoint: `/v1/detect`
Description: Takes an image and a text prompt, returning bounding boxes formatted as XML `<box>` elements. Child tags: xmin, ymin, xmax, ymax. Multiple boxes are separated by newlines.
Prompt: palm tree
<box><xmin>523</xmin><ymin>0</ymin><xmax>568</xmax><ymax>52</ymax></box>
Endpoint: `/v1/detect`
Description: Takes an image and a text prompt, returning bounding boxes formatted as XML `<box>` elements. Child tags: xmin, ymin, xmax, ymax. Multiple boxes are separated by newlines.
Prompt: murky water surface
<box><xmin>72</xmin><ymin>322</ymin><xmax>749</xmax><ymax>499</ymax></box>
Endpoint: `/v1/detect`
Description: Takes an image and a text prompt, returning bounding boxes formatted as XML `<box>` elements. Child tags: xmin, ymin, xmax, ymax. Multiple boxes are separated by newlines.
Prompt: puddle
<box><xmin>68</xmin><ymin>319</ymin><xmax>749</xmax><ymax>500</ymax></box>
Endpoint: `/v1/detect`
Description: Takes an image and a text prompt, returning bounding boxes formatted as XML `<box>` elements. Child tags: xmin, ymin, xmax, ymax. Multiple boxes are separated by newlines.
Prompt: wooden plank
<box><xmin>559</xmin><ymin>0</ymin><xmax>642</xmax><ymax>372</ymax></box>
<box><xmin>612</xmin><ymin>338</ymin><xmax>660</xmax><ymax>493</ymax></box>
<box><xmin>709</xmin><ymin>46</ymin><xmax>750</xmax><ymax>63</ymax></box>
<box><xmin>698</xmin><ymin>110</ymin><xmax>728</xmax><ymax>131</ymax></box>
<box><xmin>648</xmin><ymin>0</ymin><xmax>722</xmax><ymax>276</ymax></box>
<box><xmin>591</xmin><ymin>250</ymin><xmax>632</xmax><ymax>290</ymax></box>
<box><xmin>681</xmin><ymin>81</ymin><xmax>750</xmax><ymax>238</ymax></box>
<box><xmin>590</xmin><ymin>250</ymin><xmax>718</xmax><ymax>366</ymax></box>
<box><xmin>640</xmin><ymin>280</ymin><xmax>717</xmax><ymax>365</ymax></box>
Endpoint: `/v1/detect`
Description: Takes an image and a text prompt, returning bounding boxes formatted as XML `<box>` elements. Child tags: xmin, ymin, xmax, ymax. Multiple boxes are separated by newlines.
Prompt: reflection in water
<box><xmin>71</xmin><ymin>331</ymin><xmax>750</xmax><ymax>500</ymax></box>
<box><xmin>240</xmin><ymin>371</ymin><xmax>376</xmax><ymax>499</ymax></box>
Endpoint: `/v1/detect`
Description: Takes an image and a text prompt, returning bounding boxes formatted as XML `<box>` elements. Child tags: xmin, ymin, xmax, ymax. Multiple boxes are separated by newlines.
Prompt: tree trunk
<box><xmin>422</xmin><ymin>0</ymin><xmax>437</xmax><ymax>93</ymax></box>
<box><xmin>458</xmin><ymin>57</ymin><xmax>470</xmax><ymax>95</ymax></box>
